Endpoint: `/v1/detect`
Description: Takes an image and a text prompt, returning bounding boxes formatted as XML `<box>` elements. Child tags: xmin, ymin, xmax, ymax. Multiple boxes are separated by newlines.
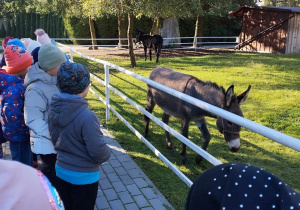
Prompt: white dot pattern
<box><xmin>189</xmin><ymin>163</ymin><xmax>300</xmax><ymax>210</ymax></box>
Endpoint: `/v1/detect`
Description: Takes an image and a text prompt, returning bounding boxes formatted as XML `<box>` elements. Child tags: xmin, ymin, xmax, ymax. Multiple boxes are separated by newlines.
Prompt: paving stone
<box><xmin>125</xmin><ymin>203</ymin><xmax>139</xmax><ymax>210</ymax></box>
<box><xmin>109</xmin><ymin>200</ymin><xmax>125</xmax><ymax>210</ymax></box>
<box><xmin>118</xmin><ymin>191</ymin><xmax>134</xmax><ymax>204</ymax></box>
<box><xmin>133</xmin><ymin>177</ymin><xmax>148</xmax><ymax>188</ymax></box>
<box><xmin>110</xmin><ymin>153</ymin><xmax>117</xmax><ymax>160</ymax></box>
<box><xmin>99</xmin><ymin>178</ymin><xmax>112</xmax><ymax>190</ymax></box>
<box><xmin>115</xmin><ymin>166</ymin><xmax>127</xmax><ymax>176</ymax></box>
<box><xmin>140</xmin><ymin>188</ymin><xmax>157</xmax><ymax>200</ymax></box>
<box><xmin>103</xmin><ymin>188</ymin><xmax>118</xmax><ymax>201</ymax></box>
<box><xmin>116</xmin><ymin>154</ymin><xmax>131</xmax><ymax>162</ymax></box>
<box><xmin>121</xmin><ymin>161</ymin><xmax>137</xmax><ymax>170</ymax></box>
<box><xmin>101</xmin><ymin>163</ymin><xmax>115</xmax><ymax>174</ymax></box>
<box><xmin>111</xmin><ymin>148</ymin><xmax>124</xmax><ymax>156</ymax></box>
<box><xmin>109</xmin><ymin>159</ymin><xmax>122</xmax><ymax>168</ymax></box>
<box><xmin>127</xmin><ymin>168</ymin><xmax>143</xmax><ymax>179</ymax></box>
<box><xmin>97</xmin><ymin>188</ymin><xmax>104</xmax><ymax>197</ymax></box>
<box><xmin>119</xmin><ymin>175</ymin><xmax>134</xmax><ymax>185</ymax></box>
<box><xmin>112</xmin><ymin>181</ymin><xmax>127</xmax><ymax>193</ymax></box>
<box><xmin>142</xmin><ymin>207</ymin><xmax>154</xmax><ymax>210</ymax></box>
<box><xmin>149</xmin><ymin>198</ymin><xmax>166</xmax><ymax>210</ymax></box>
<box><xmin>133</xmin><ymin>194</ymin><xmax>150</xmax><ymax>208</ymax></box>
<box><xmin>126</xmin><ymin>184</ymin><xmax>142</xmax><ymax>196</ymax></box>
<box><xmin>106</xmin><ymin>172</ymin><xmax>121</xmax><ymax>183</ymax></box>
<box><xmin>96</xmin><ymin>196</ymin><xmax>110</xmax><ymax>209</ymax></box>
<box><xmin>99</xmin><ymin>170</ymin><xmax>108</xmax><ymax>180</ymax></box>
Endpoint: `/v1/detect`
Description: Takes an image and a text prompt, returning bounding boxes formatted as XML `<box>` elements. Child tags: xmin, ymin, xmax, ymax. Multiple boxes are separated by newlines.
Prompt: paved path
<box><xmin>2</xmin><ymin>123</ymin><xmax>174</xmax><ymax>210</ymax></box>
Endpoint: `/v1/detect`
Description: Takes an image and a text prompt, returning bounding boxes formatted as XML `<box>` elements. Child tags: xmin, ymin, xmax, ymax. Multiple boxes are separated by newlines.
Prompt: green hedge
<box><xmin>0</xmin><ymin>13</ymin><xmax>241</xmax><ymax>45</ymax></box>
<box><xmin>0</xmin><ymin>13</ymin><xmax>66</xmax><ymax>40</ymax></box>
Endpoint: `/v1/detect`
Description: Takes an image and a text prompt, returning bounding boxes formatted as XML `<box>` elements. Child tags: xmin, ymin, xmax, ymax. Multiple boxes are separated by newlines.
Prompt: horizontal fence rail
<box><xmin>57</xmin><ymin>42</ymin><xmax>300</xmax><ymax>187</ymax></box>
<box><xmin>54</xmin><ymin>36</ymin><xmax>238</xmax><ymax>50</ymax></box>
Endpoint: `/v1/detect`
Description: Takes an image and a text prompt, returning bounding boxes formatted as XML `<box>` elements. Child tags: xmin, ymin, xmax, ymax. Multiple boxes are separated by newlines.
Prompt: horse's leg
<box><xmin>155</xmin><ymin>45</ymin><xmax>159</xmax><ymax>63</ymax></box>
<box><xmin>194</xmin><ymin>118</ymin><xmax>211</xmax><ymax>164</ymax></box>
<box><xmin>143</xmin><ymin>45</ymin><xmax>147</xmax><ymax>61</ymax></box>
<box><xmin>144</xmin><ymin>89</ymin><xmax>155</xmax><ymax>137</ymax></box>
<box><xmin>181</xmin><ymin>118</ymin><xmax>190</xmax><ymax>165</ymax></box>
<box><xmin>162</xmin><ymin>112</ymin><xmax>173</xmax><ymax>150</ymax></box>
<box><xmin>149</xmin><ymin>47</ymin><xmax>152</xmax><ymax>61</ymax></box>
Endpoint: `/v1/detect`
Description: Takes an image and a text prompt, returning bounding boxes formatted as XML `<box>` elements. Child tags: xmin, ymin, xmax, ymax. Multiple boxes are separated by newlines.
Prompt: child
<box><xmin>24</xmin><ymin>43</ymin><xmax>67</xmax><ymax>186</ymax></box>
<box><xmin>49</xmin><ymin>62</ymin><xmax>111</xmax><ymax>210</ymax></box>
<box><xmin>0</xmin><ymin>36</ymin><xmax>14</xmax><ymax>68</ymax></box>
<box><xmin>0</xmin><ymin>44</ymin><xmax>32</xmax><ymax>166</ymax></box>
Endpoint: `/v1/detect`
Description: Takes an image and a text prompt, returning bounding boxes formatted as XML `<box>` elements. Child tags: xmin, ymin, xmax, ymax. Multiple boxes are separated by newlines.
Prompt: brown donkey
<box><xmin>144</xmin><ymin>67</ymin><xmax>251</xmax><ymax>165</ymax></box>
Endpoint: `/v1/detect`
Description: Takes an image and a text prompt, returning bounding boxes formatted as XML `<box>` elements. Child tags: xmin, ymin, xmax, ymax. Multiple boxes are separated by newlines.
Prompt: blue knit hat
<box><xmin>31</xmin><ymin>46</ymin><xmax>40</xmax><ymax>64</ymax></box>
<box><xmin>57</xmin><ymin>62</ymin><xmax>90</xmax><ymax>94</ymax></box>
<box><xmin>6</xmin><ymin>38</ymin><xmax>25</xmax><ymax>49</ymax></box>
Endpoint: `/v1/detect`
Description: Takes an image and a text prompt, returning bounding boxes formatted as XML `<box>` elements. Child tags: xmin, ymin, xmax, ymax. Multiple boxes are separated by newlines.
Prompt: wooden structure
<box><xmin>230</xmin><ymin>6</ymin><xmax>300</xmax><ymax>54</ymax></box>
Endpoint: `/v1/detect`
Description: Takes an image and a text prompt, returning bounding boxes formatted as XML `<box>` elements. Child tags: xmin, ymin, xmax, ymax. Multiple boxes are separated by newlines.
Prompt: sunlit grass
<box><xmin>76</xmin><ymin>51</ymin><xmax>300</xmax><ymax>210</ymax></box>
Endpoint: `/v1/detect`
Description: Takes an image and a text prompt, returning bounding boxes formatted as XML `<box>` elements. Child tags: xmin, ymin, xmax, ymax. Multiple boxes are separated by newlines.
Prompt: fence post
<box><xmin>105</xmin><ymin>64</ymin><xmax>110</xmax><ymax>121</ymax></box>
<box><xmin>70</xmin><ymin>49</ymin><xmax>73</xmax><ymax>62</ymax></box>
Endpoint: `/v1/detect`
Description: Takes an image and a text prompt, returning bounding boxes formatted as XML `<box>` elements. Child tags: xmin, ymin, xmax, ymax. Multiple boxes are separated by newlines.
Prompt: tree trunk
<box><xmin>193</xmin><ymin>15</ymin><xmax>204</xmax><ymax>48</ymax></box>
<box><xmin>127</xmin><ymin>13</ymin><xmax>136</xmax><ymax>68</ymax></box>
<box><xmin>89</xmin><ymin>16</ymin><xmax>98</xmax><ymax>50</ymax></box>
<box><xmin>150</xmin><ymin>17</ymin><xmax>163</xmax><ymax>35</ymax></box>
<box><xmin>118</xmin><ymin>11</ymin><xmax>127</xmax><ymax>48</ymax></box>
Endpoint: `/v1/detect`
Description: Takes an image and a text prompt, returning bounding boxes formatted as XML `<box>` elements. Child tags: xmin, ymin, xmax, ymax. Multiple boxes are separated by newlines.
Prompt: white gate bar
<box><xmin>104</xmin><ymin>65</ymin><xmax>110</xmax><ymax>121</ymax></box>
<box><xmin>89</xmin><ymin>88</ymin><xmax>106</xmax><ymax>105</ymax></box>
<box><xmin>90</xmin><ymin>74</ymin><xmax>105</xmax><ymax>86</ymax></box>
<box><xmin>58</xmin><ymin>43</ymin><xmax>300</xmax><ymax>152</ymax></box>
<box><xmin>108</xmin><ymin>103</ymin><xmax>194</xmax><ymax>187</ymax></box>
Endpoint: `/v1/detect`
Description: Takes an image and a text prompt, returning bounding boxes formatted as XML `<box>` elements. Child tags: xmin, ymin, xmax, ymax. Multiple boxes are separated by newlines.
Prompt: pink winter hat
<box><xmin>34</xmin><ymin>29</ymin><xmax>51</xmax><ymax>45</ymax></box>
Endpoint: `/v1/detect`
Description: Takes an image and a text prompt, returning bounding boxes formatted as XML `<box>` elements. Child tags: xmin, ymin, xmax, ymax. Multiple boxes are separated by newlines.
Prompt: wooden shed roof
<box><xmin>229</xmin><ymin>6</ymin><xmax>300</xmax><ymax>17</ymax></box>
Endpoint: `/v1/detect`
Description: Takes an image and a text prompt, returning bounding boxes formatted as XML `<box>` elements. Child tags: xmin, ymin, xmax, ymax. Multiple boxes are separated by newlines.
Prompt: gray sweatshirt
<box><xmin>49</xmin><ymin>92</ymin><xmax>111</xmax><ymax>172</ymax></box>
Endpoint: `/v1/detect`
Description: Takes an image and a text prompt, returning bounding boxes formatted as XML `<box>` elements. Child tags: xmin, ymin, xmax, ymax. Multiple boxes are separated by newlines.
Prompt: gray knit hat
<box><xmin>57</xmin><ymin>62</ymin><xmax>90</xmax><ymax>94</ymax></box>
<box><xmin>38</xmin><ymin>43</ymin><xmax>66</xmax><ymax>71</ymax></box>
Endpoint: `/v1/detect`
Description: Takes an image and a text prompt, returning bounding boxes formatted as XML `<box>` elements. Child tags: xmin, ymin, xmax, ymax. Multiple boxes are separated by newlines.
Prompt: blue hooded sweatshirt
<box><xmin>0</xmin><ymin>70</ymin><xmax>29</xmax><ymax>142</ymax></box>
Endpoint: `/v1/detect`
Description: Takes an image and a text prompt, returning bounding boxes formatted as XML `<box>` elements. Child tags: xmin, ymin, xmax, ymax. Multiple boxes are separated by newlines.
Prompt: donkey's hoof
<box><xmin>182</xmin><ymin>159</ymin><xmax>188</xmax><ymax>166</ymax></box>
<box><xmin>195</xmin><ymin>155</ymin><xmax>203</xmax><ymax>164</ymax></box>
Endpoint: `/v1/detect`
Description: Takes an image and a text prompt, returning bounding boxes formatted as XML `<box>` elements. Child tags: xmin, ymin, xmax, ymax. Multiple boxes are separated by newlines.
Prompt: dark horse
<box><xmin>136</xmin><ymin>30</ymin><xmax>163</xmax><ymax>63</ymax></box>
<box><xmin>144</xmin><ymin>67</ymin><xmax>251</xmax><ymax>165</ymax></box>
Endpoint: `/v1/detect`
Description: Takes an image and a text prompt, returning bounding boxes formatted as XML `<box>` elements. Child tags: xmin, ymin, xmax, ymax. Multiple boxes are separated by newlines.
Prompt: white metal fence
<box><xmin>54</xmin><ymin>36</ymin><xmax>238</xmax><ymax>50</ymax></box>
<box><xmin>57</xmin><ymin>42</ymin><xmax>300</xmax><ymax>187</ymax></box>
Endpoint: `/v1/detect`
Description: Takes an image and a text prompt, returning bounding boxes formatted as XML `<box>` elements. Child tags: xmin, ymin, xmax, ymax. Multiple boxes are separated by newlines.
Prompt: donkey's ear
<box><xmin>225</xmin><ymin>85</ymin><xmax>234</xmax><ymax>107</ymax></box>
<box><xmin>237</xmin><ymin>85</ymin><xmax>251</xmax><ymax>105</ymax></box>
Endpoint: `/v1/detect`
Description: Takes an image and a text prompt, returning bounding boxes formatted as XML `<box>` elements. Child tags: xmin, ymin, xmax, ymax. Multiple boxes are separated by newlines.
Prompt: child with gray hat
<box><xmin>24</xmin><ymin>43</ymin><xmax>67</xmax><ymax>187</ymax></box>
<box><xmin>49</xmin><ymin>62</ymin><xmax>111</xmax><ymax>210</ymax></box>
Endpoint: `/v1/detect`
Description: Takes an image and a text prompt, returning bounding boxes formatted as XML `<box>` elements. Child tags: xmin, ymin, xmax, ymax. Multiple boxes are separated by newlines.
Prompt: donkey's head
<box><xmin>135</xmin><ymin>29</ymin><xmax>145</xmax><ymax>43</ymax></box>
<box><xmin>216</xmin><ymin>85</ymin><xmax>251</xmax><ymax>152</ymax></box>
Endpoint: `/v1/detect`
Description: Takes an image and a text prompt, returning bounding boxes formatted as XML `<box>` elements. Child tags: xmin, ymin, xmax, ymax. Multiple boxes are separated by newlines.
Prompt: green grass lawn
<box><xmin>74</xmin><ymin>51</ymin><xmax>300</xmax><ymax>209</ymax></box>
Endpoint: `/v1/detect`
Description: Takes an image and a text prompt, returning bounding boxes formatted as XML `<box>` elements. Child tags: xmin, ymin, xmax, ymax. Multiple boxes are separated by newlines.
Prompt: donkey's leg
<box><xmin>194</xmin><ymin>118</ymin><xmax>211</xmax><ymax>164</ymax></box>
<box><xmin>181</xmin><ymin>118</ymin><xmax>190</xmax><ymax>165</ymax></box>
<box><xmin>162</xmin><ymin>112</ymin><xmax>173</xmax><ymax>149</ymax></box>
<box><xmin>144</xmin><ymin>89</ymin><xmax>155</xmax><ymax>137</ymax></box>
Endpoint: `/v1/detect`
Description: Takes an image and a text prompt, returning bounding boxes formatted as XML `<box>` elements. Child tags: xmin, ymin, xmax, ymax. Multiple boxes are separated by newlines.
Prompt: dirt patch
<box><xmin>59</xmin><ymin>45</ymin><xmax>235</xmax><ymax>59</ymax></box>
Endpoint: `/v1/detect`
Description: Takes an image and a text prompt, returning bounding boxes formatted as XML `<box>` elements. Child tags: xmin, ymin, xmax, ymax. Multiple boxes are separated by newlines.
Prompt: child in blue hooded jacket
<box><xmin>0</xmin><ymin>43</ymin><xmax>32</xmax><ymax>166</ymax></box>
<box><xmin>49</xmin><ymin>62</ymin><xmax>111</xmax><ymax>210</ymax></box>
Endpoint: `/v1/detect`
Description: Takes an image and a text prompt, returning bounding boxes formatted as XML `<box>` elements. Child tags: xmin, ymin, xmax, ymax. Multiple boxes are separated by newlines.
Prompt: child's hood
<box><xmin>0</xmin><ymin>70</ymin><xmax>22</xmax><ymax>92</ymax></box>
<box><xmin>50</xmin><ymin>92</ymin><xmax>88</xmax><ymax>127</ymax></box>
<box><xmin>24</xmin><ymin>62</ymin><xmax>57</xmax><ymax>88</ymax></box>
